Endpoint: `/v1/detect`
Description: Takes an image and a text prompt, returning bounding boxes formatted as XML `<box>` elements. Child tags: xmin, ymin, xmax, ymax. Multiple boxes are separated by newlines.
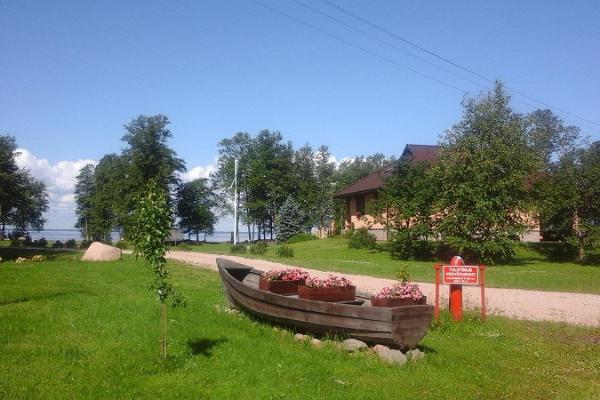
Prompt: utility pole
<box><xmin>233</xmin><ymin>158</ymin><xmax>239</xmax><ymax>245</ymax></box>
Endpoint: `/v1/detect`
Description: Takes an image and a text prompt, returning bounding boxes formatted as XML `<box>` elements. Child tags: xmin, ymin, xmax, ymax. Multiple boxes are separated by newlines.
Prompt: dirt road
<box><xmin>165</xmin><ymin>250</ymin><xmax>600</xmax><ymax>328</ymax></box>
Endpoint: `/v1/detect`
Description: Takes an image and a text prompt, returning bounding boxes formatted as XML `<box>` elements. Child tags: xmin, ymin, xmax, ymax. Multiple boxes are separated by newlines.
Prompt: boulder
<box><xmin>406</xmin><ymin>349</ymin><xmax>425</xmax><ymax>361</ymax></box>
<box><xmin>294</xmin><ymin>333</ymin><xmax>307</xmax><ymax>342</ymax></box>
<box><xmin>81</xmin><ymin>242</ymin><xmax>122</xmax><ymax>262</ymax></box>
<box><xmin>342</xmin><ymin>338</ymin><xmax>368</xmax><ymax>352</ymax></box>
<box><xmin>372</xmin><ymin>344</ymin><xmax>390</xmax><ymax>354</ymax></box>
<box><xmin>310</xmin><ymin>338</ymin><xmax>322</xmax><ymax>347</ymax></box>
<box><xmin>376</xmin><ymin>348</ymin><xmax>407</xmax><ymax>365</ymax></box>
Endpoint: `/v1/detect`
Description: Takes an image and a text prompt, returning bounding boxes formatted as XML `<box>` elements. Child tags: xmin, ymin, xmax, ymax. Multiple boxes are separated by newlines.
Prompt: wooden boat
<box><xmin>217</xmin><ymin>258</ymin><xmax>434</xmax><ymax>349</ymax></box>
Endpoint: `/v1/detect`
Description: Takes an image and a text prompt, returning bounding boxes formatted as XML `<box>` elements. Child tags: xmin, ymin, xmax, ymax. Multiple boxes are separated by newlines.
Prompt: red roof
<box><xmin>333</xmin><ymin>144</ymin><xmax>440</xmax><ymax>199</ymax></box>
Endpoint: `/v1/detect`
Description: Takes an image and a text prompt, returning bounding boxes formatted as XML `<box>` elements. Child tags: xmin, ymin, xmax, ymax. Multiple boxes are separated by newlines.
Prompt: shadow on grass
<box><xmin>0</xmin><ymin>290</ymin><xmax>90</xmax><ymax>306</ymax></box>
<box><xmin>187</xmin><ymin>337</ymin><xmax>228</xmax><ymax>357</ymax></box>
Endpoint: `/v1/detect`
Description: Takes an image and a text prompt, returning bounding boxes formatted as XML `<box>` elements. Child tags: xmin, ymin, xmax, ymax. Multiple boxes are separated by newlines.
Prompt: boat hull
<box><xmin>217</xmin><ymin>258</ymin><xmax>433</xmax><ymax>349</ymax></box>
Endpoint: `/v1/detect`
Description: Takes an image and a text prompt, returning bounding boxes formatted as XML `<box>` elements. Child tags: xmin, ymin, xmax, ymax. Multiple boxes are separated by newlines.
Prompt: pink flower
<box><xmin>374</xmin><ymin>282</ymin><xmax>423</xmax><ymax>301</ymax></box>
<box><xmin>263</xmin><ymin>268</ymin><xmax>309</xmax><ymax>282</ymax></box>
<box><xmin>304</xmin><ymin>274</ymin><xmax>353</xmax><ymax>288</ymax></box>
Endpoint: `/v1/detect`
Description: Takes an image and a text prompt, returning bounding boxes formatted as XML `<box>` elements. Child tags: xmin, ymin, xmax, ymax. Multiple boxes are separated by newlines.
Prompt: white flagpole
<box><xmin>233</xmin><ymin>158</ymin><xmax>239</xmax><ymax>245</ymax></box>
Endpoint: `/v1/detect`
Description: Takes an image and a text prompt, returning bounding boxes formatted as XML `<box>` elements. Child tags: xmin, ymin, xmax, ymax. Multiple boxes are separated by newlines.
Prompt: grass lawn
<box><xmin>1</xmin><ymin>255</ymin><xmax>598</xmax><ymax>399</ymax></box>
<box><xmin>179</xmin><ymin>238</ymin><xmax>600</xmax><ymax>295</ymax></box>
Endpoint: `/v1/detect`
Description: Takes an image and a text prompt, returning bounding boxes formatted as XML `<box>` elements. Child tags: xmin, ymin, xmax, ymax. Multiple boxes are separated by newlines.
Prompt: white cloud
<box><xmin>181</xmin><ymin>164</ymin><xmax>216</xmax><ymax>182</ymax></box>
<box><xmin>14</xmin><ymin>148</ymin><xmax>97</xmax><ymax>228</ymax></box>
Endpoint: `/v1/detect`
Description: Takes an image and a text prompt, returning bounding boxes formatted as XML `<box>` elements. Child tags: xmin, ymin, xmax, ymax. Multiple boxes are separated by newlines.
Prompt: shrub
<box><xmin>389</xmin><ymin>229</ymin><xmax>434</xmax><ymax>260</ymax></box>
<box><xmin>52</xmin><ymin>240</ymin><xmax>64</xmax><ymax>249</ymax></box>
<box><xmin>80</xmin><ymin>240</ymin><xmax>92</xmax><ymax>249</ymax></box>
<box><xmin>230</xmin><ymin>243</ymin><xmax>248</xmax><ymax>254</ymax></box>
<box><xmin>286</xmin><ymin>233</ymin><xmax>316</xmax><ymax>244</ymax></box>
<box><xmin>65</xmin><ymin>239</ymin><xmax>77</xmax><ymax>249</ymax></box>
<box><xmin>346</xmin><ymin>228</ymin><xmax>377</xmax><ymax>250</ymax></box>
<box><xmin>10</xmin><ymin>239</ymin><xmax>20</xmax><ymax>247</ymax></box>
<box><xmin>276</xmin><ymin>245</ymin><xmax>294</xmax><ymax>258</ymax></box>
<box><xmin>249</xmin><ymin>241</ymin><xmax>268</xmax><ymax>255</ymax></box>
<box><xmin>115</xmin><ymin>241</ymin><xmax>129</xmax><ymax>250</ymax></box>
<box><xmin>33</xmin><ymin>237</ymin><xmax>48</xmax><ymax>248</ymax></box>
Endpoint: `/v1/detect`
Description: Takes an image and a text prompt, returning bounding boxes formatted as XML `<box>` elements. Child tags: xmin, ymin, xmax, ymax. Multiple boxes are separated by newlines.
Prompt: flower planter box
<box><xmin>298</xmin><ymin>285</ymin><xmax>356</xmax><ymax>302</ymax></box>
<box><xmin>370</xmin><ymin>295</ymin><xmax>427</xmax><ymax>308</ymax></box>
<box><xmin>258</xmin><ymin>277</ymin><xmax>302</xmax><ymax>295</ymax></box>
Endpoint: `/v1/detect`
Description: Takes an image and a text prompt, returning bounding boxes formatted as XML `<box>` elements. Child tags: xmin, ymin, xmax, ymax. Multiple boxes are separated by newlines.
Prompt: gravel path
<box><xmin>166</xmin><ymin>250</ymin><xmax>600</xmax><ymax>328</ymax></box>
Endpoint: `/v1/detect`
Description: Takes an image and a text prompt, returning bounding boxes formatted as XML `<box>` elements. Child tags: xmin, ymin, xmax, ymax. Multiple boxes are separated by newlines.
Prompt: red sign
<box><xmin>442</xmin><ymin>265</ymin><xmax>479</xmax><ymax>285</ymax></box>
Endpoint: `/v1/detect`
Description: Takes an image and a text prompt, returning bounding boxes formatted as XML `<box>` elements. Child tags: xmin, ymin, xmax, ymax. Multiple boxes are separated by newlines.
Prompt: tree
<box><xmin>74</xmin><ymin>164</ymin><xmax>95</xmax><ymax>240</ymax></box>
<box><xmin>275</xmin><ymin>195</ymin><xmax>305</xmax><ymax>242</ymax></box>
<box><xmin>74</xmin><ymin>115</ymin><xmax>186</xmax><ymax>238</ymax></box>
<box><xmin>313</xmin><ymin>145</ymin><xmax>336</xmax><ymax>232</ymax></box>
<box><xmin>176</xmin><ymin>178</ymin><xmax>218</xmax><ymax>241</ymax></box>
<box><xmin>536</xmin><ymin>141</ymin><xmax>600</xmax><ymax>261</ymax></box>
<box><xmin>433</xmin><ymin>82</ymin><xmax>536</xmax><ymax>263</ymax></box>
<box><xmin>130</xmin><ymin>180</ymin><xmax>185</xmax><ymax>359</ymax></box>
<box><xmin>0</xmin><ymin>135</ymin><xmax>48</xmax><ymax>236</ymax></box>
<box><xmin>376</xmin><ymin>159</ymin><xmax>436</xmax><ymax>259</ymax></box>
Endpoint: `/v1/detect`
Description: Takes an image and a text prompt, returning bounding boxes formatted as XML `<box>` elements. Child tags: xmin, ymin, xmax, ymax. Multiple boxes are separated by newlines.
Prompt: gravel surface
<box><xmin>165</xmin><ymin>250</ymin><xmax>600</xmax><ymax>328</ymax></box>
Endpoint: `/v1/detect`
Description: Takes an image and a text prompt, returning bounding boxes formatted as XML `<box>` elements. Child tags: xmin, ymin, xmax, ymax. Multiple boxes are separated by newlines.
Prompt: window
<box><xmin>355</xmin><ymin>195</ymin><xmax>365</xmax><ymax>215</ymax></box>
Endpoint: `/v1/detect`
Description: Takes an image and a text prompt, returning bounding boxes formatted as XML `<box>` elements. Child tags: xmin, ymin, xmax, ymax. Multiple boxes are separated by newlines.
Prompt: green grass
<box><xmin>0</xmin><ymin>257</ymin><xmax>598</xmax><ymax>399</ymax></box>
<box><xmin>180</xmin><ymin>238</ymin><xmax>600</xmax><ymax>294</ymax></box>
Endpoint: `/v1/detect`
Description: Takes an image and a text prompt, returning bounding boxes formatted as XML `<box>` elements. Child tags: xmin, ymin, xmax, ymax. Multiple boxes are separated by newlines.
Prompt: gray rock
<box><xmin>342</xmin><ymin>338</ymin><xmax>368</xmax><ymax>352</ymax></box>
<box><xmin>81</xmin><ymin>242</ymin><xmax>122</xmax><ymax>262</ymax></box>
<box><xmin>294</xmin><ymin>333</ymin><xmax>307</xmax><ymax>342</ymax></box>
<box><xmin>372</xmin><ymin>344</ymin><xmax>390</xmax><ymax>354</ymax></box>
<box><xmin>377</xmin><ymin>348</ymin><xmax>407</xmax><ymax>365</ymax></box>
<box><xmin>406</xmin><ymin>349</ymin><xmax>425</xmax><ymax>360</ymax></box>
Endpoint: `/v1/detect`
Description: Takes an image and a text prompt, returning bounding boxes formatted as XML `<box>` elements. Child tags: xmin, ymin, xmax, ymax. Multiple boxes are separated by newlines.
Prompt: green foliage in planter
<box><xmin>249</xmin><ymin>241</ymin><xmax>268</xmax><ymax>255</ymax></box>
<box><xmin>276</xmin><ymin>245</ymin><xmax>294</xmax><ymax>258</ymax></box>
<box><xmin>230</xmin><ymin>243</ymin><xmax>247</xmax><ymax>253</ymax></box>
<box><xmin>346</xmin><ymin>228</ymin><xmax>377</xmax><ymax>250</ymax></box>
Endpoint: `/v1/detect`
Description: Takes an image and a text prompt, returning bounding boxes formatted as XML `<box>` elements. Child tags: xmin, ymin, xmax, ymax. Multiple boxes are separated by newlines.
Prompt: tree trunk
<box><xmin>160</xmin><ymin>303</ymin><xmax>167</xmax><ymax>359</ymax></box>
<box><xmin>196</xmin><ymin>231</ymin><xmax>199</xmax><ymax>242</ymax></box>
<box><xmin>573</xmin><ymin>210</ymin><xmax>586</xmax><ymax>263</ymax></box>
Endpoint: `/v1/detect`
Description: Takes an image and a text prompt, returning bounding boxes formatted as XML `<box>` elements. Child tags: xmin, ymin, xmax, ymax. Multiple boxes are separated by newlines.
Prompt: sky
<box><xmin>2</xmin><ymin>0</ymin><xmax>599</xmax><ymax>229</ymax></box>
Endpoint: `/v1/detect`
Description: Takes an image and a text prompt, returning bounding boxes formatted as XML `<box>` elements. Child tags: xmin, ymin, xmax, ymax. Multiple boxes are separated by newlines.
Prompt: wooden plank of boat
<box><xmin>216</xmin><ymin>257</ymin><xmax>433</xmax><ymax>349</ymax></box>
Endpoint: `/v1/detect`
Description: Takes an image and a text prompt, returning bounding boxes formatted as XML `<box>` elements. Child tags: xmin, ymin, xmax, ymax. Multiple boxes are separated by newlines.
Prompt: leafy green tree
<box><xmin>74</xmin><ymin>164</ymin><xmax>96</xmax><ymax>240</ymax></box>
<box><xmin>536</xmin><ymin>142</ymin><xmax>600</xmax><ymax>261</ymax></box>
<box><xmin>376</xmin><ymin>160</ymin><xmax>436</xmax><ymax>259</ymax></box>
<box><xmin>292</xmin><ymin>144</ymin><xmax>319</xmax><ymax>229</ymax></box>
<box><xmin>121</xmin><ymin>115</ymin><xmax>185</xmax><ymax>193</ymax></box>
<box><xmin>433</xmin><ymin>82</ymin><xmax>536</xmax><ymax>263</ymax></box>
<box><xmin>176</xmin><ymin>178</ymin><xmax>218</xmax><ymax>241</ymax></box>
<box><xmin>275</xmin><ymin>195</ymin><xmax>305</xmax><ymax>242</ymax></box>
<box><xmin>0</xmin><ymin>135</ymin><xmax>48</xmax><ymax>236</ymax></box>
<box><xmin>313</xmin><ymin>145</ymin><xmax>336</xmax><ymax>232</ymax></box>
<box><xmin>130</xmin><ymin>180</ymin><xmax>185</xmax><ymax>359</ymax></box>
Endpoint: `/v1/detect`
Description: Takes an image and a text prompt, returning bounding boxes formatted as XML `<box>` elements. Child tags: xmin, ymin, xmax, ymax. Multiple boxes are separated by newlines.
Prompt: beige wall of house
<box><xmin>341</xmin><ymin>193</ymin><xmax>541</xmax><ymax>243</ymax></box>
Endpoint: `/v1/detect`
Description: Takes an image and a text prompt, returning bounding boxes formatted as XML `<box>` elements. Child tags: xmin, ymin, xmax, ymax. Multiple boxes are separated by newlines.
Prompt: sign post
<box><xmin>434</xmin><ymin>256</ymin><xmax>487</xmax><ymax>322</ymax></box>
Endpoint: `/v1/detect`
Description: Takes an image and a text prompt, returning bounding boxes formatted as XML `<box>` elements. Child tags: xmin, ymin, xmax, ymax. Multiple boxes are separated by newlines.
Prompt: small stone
<box><xmin>406</xmin><ymin>349</ymin><xmax>425</xmax><ymax>360</ymax></box>
<box><xmin>272</xmin><ymin>326</ymin><xmax>279</xmax><ymax>332</ymax></box>
<box><xmin>372</xmin><ymin>344</ymin><xmax>390</xmax><ymax>354</ymax></box>
<box><xmin>310</xmin><ymin>338</ymin><xmax>322</xmax><ymax>347</ymax></box>
<box><xmin>342</xmin><ymin>338</ymin><xmax>368</xmax><ymax>352</ymax></box>
<box><xmin>377</xmin><ymin>348</ymin><xmax>407</xmax><ymax>365</ymax></box>
<box><xmin>294</xmin><ymin>333</ymin><xmax>307</xmax><ymax>342</ymax></box>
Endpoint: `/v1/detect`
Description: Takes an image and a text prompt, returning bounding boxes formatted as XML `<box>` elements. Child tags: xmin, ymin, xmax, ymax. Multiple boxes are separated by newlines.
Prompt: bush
<box><xmin>230</xmin><ymin>243</ymin><xmax>248</xmax><ymax>254</ymax></box>
<box><xmin>52</xmin><ymin>240</ymin><xmax>64</xmax><ymax>249</ymax></box>
<box><xmin>249</xmin><ymin>242</ymin><xmax>268</xmax><ymax>255</ymax></box>
<box><xmin>115</xmin><ymin>241</ymin><xmax>129</xmax><ymax>249</ymax></box>
<box><xmin>389</xmin><ymin>229</ymin><xmax>434</xmax><ymax>260</ymax></box>
<box><xmin>80</xmin><ymin>240</ymin><xmax>93</xmax><ymax>249</ymax></box>
<box><xmin>33</xmin><ymin>237</ymin><xmax>48</xmax><ymax>248</ymax></box>
<box><xmin>346</xmin><ymin>228</ymin><xmax>377</xmax><ymax>250</ymax></box>
<box><xmin>275</xmin><ymin>196</ymin><xmax>305</xmax><ymax>243</ymax></box>
<box><xmin>276</xmin><ymin>245</ymin><xmax>294</xmax><ymax>258</ymax></box>
<box><xmin>65</xmin><ymin>239</ymin><xmax>77</xmax><ymax>249</ymax></box>
<box><xmin>10</xmin><ymin>239</ymin><xmax>20</xmax><ymax>247</ymax></box>
<box><xmin>286</xmin><ymin>233</ymin><xmax>316</xmax><ymax>244</ymax></box>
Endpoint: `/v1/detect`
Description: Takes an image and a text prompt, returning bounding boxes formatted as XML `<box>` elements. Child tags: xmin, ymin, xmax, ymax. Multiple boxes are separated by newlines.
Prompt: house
<box><xmin>333</xmin><ymin>144</ymin><xmax>541</xmax><ymax>242</ymax></box>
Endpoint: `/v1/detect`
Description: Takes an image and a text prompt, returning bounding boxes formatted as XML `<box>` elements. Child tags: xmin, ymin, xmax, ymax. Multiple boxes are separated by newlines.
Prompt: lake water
<box><xmin>27</xmin><ymin>229</ymin><xmax>256</xmax><ymax>243</ymax></box>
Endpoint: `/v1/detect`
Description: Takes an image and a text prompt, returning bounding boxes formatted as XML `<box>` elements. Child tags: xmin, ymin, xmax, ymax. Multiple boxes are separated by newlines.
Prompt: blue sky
<box><xmin>2</xmin><ymin>0</ymin><xmax>599</xmax><ymax>229</ymax></box>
